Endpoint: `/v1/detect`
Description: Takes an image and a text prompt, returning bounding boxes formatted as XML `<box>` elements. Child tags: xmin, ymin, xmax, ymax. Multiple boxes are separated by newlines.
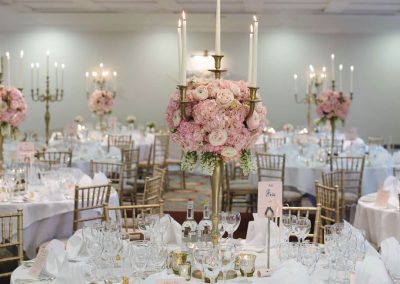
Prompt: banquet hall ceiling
<box><xmin>1</xmin><ymin>0</ymin><xmax>400</xmax><ymax>15</ymax></box>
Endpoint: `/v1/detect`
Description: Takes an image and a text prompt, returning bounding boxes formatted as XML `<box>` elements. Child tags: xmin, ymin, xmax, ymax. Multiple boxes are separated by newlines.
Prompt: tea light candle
<box><xmin>179</xmin><ymin>262</ymin><xmax>191</xmax><ymax>281</ymax></box>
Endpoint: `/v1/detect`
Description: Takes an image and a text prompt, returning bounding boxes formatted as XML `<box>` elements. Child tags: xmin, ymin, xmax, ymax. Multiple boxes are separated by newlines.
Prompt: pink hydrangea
<box><xmin>88</xmin><ymin>90</ymin><xmax>114</xmax><ymax>115</ymax></box>
<box><xmin>316</xmin><ymin>90</ymin><xmax>350</xmax><ymax>122</ymax></box>
<box><xmin>165</xmin><ymin>78</ymin><xmax>267</xmax><ymax>162</ymax></box>
<box><xmin>0</xmin><ymin>86</ymin><xmax>27</xmax><ymax>128</ymax></box>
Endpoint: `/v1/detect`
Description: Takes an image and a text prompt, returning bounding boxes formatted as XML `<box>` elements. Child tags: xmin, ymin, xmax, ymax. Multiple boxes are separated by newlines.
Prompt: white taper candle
<box><xmin>251</xmin><ymin>15</ymin><xmax>258</xmax><ymax>87</ymax></box>
<box><xmin>248</xmin><ymin>24</ymin><xmax>253</xmax><ymax>84</ymax></box>
<box><xmin>177</xmin><ymin>19</ymin><xmax>182</xmax><ymax>84</ymax></box>
<box><xmin>215</xmin><ymin>0</ymin><xmax>221</xmax><ymax>55</ymax></box>
<box><xmin>181</xmin><ymin>11</ymin><xmax>187</xmax><ymax>86</ymax></box>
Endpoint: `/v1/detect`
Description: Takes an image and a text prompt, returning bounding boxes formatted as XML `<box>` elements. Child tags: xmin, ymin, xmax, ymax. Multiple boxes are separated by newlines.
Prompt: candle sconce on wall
<box><xmin>85</xmin><ymin>63</ymin><xmax>117</xmax><ymax>98</ymax></box>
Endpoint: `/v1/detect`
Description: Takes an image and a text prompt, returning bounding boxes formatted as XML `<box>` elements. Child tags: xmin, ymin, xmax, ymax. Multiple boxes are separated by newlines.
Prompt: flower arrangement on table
<box><xmin>0</xmin><ymin>85</ymin><xmax>27</xmax><ymax>166</ymax></box>
<box><xmin>126</xmin><ymin>115</ymin><xmax>136</xmax><ymax>124</ymax></box>
<box><xmin>74</xmin><ymin>115</ymin><xmax>85</xmax><ymax>125</ymax></box>
<box><xmin>315</xmin><ymin>90</ymin><xmax>351</xmax><ymax>168</ymax></box>
<box><xmin>0</xmin><ymin>86</ymin><xmax>27</xmax><ymax>136</ymax></box>
<box><xmin>88</xmin><ymin>90</ymin><xmax>114</xmax><ymax>131</ymax></box>
<box><xmin>166</xmin><ymin>78</ymin><xmax>267</xmax><ymax>175</ymax></box>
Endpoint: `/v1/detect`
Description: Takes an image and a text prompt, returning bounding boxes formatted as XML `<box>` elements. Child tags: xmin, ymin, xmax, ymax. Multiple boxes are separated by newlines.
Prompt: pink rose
<box><xmin>208</xmin><ymin>129</ymin><xmax>228</xmax><ymax>146</ymax></box>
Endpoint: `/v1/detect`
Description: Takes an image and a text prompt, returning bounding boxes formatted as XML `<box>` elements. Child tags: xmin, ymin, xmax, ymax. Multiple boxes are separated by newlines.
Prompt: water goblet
<box><xmin>299</xmin><ymin>243</ymin><xmax>320</xmax><ymax>275</ymax></box>
<box><xmin>202</xmin><ymin>246</ymin><xmax>222</xmax><ymax>284</ymax></box>
<box><xmin>223</xmin><ymin>211</ymin><xmax>241</xmax><ymax>240</ymax></box>
<box><xmin>130</xmin><ymin>241</ymin><xmax>150</xmax><ymax>283</ymax></box>
<box><xmin>219</xmin><ymin>242</ymin><xmax>236</xmax><ymax>282</ymax></box>
<box><xmin>296</xmin><ymin>217</ymin><xmax>311</xmax><ymax>243</ymax></box>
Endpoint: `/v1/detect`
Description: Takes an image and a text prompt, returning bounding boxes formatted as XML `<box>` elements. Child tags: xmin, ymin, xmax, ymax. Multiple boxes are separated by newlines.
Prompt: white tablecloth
<box><xmin>354</xmin><ymin>193</ymin><xmax>400</xmax><ymax>246</ymax></box>
<box><xmin>0</xmin><ymin>191</ymin><xmax>119</xmax><ymax>259</ymax></box>
<box><xmin>10</xmin><ymin>243</ymin><xmax>391</xmax><ymax>284</ymax></box>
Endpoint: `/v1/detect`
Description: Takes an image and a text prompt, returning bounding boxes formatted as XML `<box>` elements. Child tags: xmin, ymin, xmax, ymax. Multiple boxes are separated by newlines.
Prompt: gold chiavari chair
<box><xmin>89</xmin><ymin>160</ymin><xmax>124</xmax><ymax>204</ymax></box>
<box><xmin>319</xmin><ymin>137</ymin><xmax>344</xmax><ymax>154</ymax></box>
<box><xmin>104</xmin><ymin>201</ymin><xmax>164</xmax><ymax>240</ymax></box>
<box><xmin>121</xmin><ymin>148</ymin><xmax>141</xmax><ymax>204</ymax></box>
<box><xmin>331</xmin><ymin>156</ymin><xmax>365</xmax><ymax>201</ymax></box>
<box><xmin>137</xmin><ymin>144</ymin><xmax>154</xmax><ymax>178</ymax></box>
<box><xmin>138</xmin><ymin>134</ymin><xmax>169</xmax><ymax>177</ymax></box>
<box><xmin>315</xmin><ymin>182</ymin><xmax>340</xmax><ymax>243</ymax></box>
<box><xmin>282</xmin><ymin>204</ymin><xmax>322</xmax><ymax>243</ymax></box>
<box><xmin>107</xmin><ymin>135</ymin><xmax>133</xmax><ymax>152</ymax></box>
<box><xmin>73</xmin><ymin>183</ymin><xmax>111</xmax><ymax>232</ymax></box>
<box><xmin>266</xmin><ymin>137</ymin><xmax>287</xmax><ymax>149</ymax></box>
<box><xmin>0</xmin><ymin>209</ymin><xmax>23</xmax><ymax>279</ymax></box>
<box><xmin>256</xmin><ymin>153</ymin><xmax>303</xmax><ymax>206</ymax></box>
<box><xmin>321</xmin><ymin>171</ymin><xmax>345</xmax><ymax>220</ymax></box>
<box><xmin>223</xmin><ymin>161</ymin><xmax>258</xmax><ymax>212</ymax></box>
<box><xmin>165</xmin><ymin>150</ymin><xmax>186</xmax><ymax>190</ymax></box>
<box><xmin>143</xmin><ymin>175</ymin><xmax>163</xmax><ymax>205</ymax></box>
<box><xmin>367</xmin><ymin>136</ymin><xmax>385</xmax><ymax>146</ymax></box>
<box><xmin>39</xmin><ymin>150</ymin><xmax>73</xmax><ymax>167</ymax></box>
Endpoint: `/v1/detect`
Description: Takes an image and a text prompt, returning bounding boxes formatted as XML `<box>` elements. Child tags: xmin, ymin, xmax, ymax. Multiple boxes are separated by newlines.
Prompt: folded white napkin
<box><xmin>380</xmin><ymin>237</ymin><xmax>400</xmax><ymax>279</ymax></box>
<box><xmin>44</xmin><ymin>240</ymin><xmax>66</xmax><ymax>277</ymax></box>
<box><xmin>53</xmin><ymin>258</ymin><xmax>87</xmax><ymax>284</ymax></box>
<box><xmin>269</xmin><ymin>259</ymin><xmax>310</xmax><ymax>284</ymax></box>
<box><xmin>78</xmin><ymin>175</ymin><xmax>93</xmax><ymax>187</ymax></box>
<box><xmin>93</xmin><ymin>172</ymin><xmax>108</xmax><ymax>186</ymax></box>
<box><xmin>356</xmin><ymin>255</ymin><xmax>392</xmax><ymax>284</ymax></box>
<box><xmin>162</xmin><ymin>216</ymin><xmax>182</xmax><ymax>246</ymax></box>
<box><xmin>245</xmin><ymin>214</ymin><xmax>278</xmax><ymax>251</ymax></box>
<box><xmin>66</xmin><ymin>230</ymin><xmax>90</xmax><ymax>260</ymax></box>
<box><xmin>383</xmin><ymin>176</ymin><xmax>400</xmax><ymax>195</ymax></box>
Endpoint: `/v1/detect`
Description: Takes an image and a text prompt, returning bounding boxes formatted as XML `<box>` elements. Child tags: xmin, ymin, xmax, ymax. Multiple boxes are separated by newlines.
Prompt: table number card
<box><xmin>375</xmin><ymin>190</ymin><xmax>390</xmax><ymax>208</ymax></box>
<box><xmin>155</xmin><ymin>278</ymin><xmax>185</xmax><ymax>284</ymax></box>
<box><xmin>29</xmin><ymin>246</ymin><xmax>49</xmax><ymax>278</ymax></box>
<box><xmin>108</xmin><ymin>116</ymin><xmax>118</xmax><ymax>130</ymax></box>
<box><xmin>258</xmin><ymin>181</ymin><xmax>283</xmax><ymax>218</ymax></box>
<box><xmin>17</xmin><ymin>142</ymin><xmax>35</xmax><ymax>162</ymax></box>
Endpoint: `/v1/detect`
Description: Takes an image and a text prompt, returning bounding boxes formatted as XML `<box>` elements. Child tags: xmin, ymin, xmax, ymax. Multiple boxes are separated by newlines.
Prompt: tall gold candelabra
<box><xmin>31</xmin><ymin>76</ymin><xmax>63</xmax><ymax>144</ymax></box>
<box><xmin>178</xmin><ymin>54</ymin><xmax>261</xmax><ymax>245</ymax></box>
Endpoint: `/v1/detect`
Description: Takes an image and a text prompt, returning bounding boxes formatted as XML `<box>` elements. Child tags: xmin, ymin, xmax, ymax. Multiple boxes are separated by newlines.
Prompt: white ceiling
<box><xmin>1</xmin><ymin>0</ymin><xmax>400</xmax><ymax>15</ymax></box>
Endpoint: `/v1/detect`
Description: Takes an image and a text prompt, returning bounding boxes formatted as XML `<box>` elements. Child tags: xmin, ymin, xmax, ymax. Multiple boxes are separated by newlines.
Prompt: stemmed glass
<box><xmin>158</xmin><ymin>214</ymin><xmax>171</xmax><ymax>243</ymax></box>
<box><xmin>219</xmin><ymin>243</ymin><xmax>236</xmax><ymax>283</ymax></box>
<box><xmin>296</xmin><ymin>217</ymin><xmax>311</xmax><ymax>243</ymax></box>
<box><xmin>193</xmin><ymin>242</ymin><xmax>212</xmax><ymax>281</ymax></box>
<box><xmin>202</xmin><ymin>246</ymin><xmax>222</xmax><ymax>284</ymax></box>
<box><xmin>218</xmin><ymin>212</ymin><xmax>226</xmax><ymax>239</ymax></box>
<box><xmin>299</xmin><ymin>243</ymin><xmax>321</xmax><ymax>275</ymax></box>
<box><xmin>149</xmin><ymin>242</ymin><xmax>168</xmax><ymax>272</ymax></box>
<box><xmin>130</xmin><ymin>241</ymin><xmax>150</xmax><ymax>283</ymax></box>
<box><xmin>222</xmin><ymin>211</ymin><xmax>241</xmax><ymax>240</ymax></box>
<box><xmin>281</xmin><ymin>214</ymin><xmax>297</xmax><ymax>242</ymax></box>
<box><xmin>137</xmin><ymin>213</ymin><xmax>158</xmax><ymax>240</ymax></box>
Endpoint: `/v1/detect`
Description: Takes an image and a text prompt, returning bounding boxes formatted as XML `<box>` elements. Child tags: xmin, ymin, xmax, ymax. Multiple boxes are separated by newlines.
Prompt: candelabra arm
<box><xmin>45</xmin><ymin>100</ymin><xmax>50</xmax><ymax>145</ymax></box>
<box><xmin>246</xmin><ymin>86</ymin><xmax>260</xmax><ymax>120</ymax></box>
<box><xmin>331</xmin><ymin>80</ymin><xmax>336</xmax><ymax>91</ymax></box>
<box><xmin>209</xmin><ymin>55</ymin><xmax>227</xmax><ymax>79</ymax></box>
<box><xmin>177</xmin><ymin>85</ymin><xmax>190</xmax><ymax>121</ymax></box>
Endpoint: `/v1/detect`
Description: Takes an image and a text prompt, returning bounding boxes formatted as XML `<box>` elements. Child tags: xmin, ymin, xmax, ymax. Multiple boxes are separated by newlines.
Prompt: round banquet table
<box><xmin>0</xmin><ymin>191</ymin><xmax>119</xmax><ymax>259</ymax></box>
<box><xmin>10</xmin><ymin>243</ymin><xmax>391</xmax><ymax>284</ymax></box>
<box><xmin>354</xmin><ymin>193</ymin><xmax>400</xmax><ymax>246</ymax></box>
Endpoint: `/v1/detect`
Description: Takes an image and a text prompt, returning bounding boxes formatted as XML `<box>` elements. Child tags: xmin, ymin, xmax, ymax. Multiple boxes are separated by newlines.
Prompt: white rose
<box><xmin>194</xmin><ymin>86</ymin><xmax>209</xmax><ymax>101</ymax></box>
<box><xmin>208</xmin><ymin>129</ymin><xmax>228</xmax><ymax>146</ymax></box>
<box><xmin>216</xmin><ymin>89</ymin><xmax>234</xmax><ymax>108</ymax></box>
<box><xmin>246</xmin><ymin>112</ymin><xmax>260</xmax><ymax>130</ymax></box>
<box><xmin>221</xmin><ymin>147</ymin><xmax>238</xmax><ymax>158</ymax></box>
<box><xmin>172</xmin><ymin>110</ymin><xmax>181</xmax><ymax>127</ymax></box>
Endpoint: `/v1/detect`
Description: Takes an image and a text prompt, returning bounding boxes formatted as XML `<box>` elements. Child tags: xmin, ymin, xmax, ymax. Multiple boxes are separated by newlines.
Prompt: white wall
<box><xmin>1</xmin><ymin>28</ymin><xmax>399</xmax><ymax>143</ymax></box>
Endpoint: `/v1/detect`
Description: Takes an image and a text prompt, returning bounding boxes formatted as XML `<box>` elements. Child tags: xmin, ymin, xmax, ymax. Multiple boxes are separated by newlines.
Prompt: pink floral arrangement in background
<box><xmin>316</xmin><ymin>90</ymin><xmax>351</xmax><ymax>124</ymax></box>
<box><xmin>88</xmin><ymin>90</ymin><xmax>114</xmax><ymax>116</ymax></box>
<box><xmin>166</xmin><ymin>78</ymin><xmax>267</xmax><ymax>174</ymax></box>
<box><xmin>0</xmin><ymin>86</ymin><xmax>27</xmax><ymax>134</ymax></box>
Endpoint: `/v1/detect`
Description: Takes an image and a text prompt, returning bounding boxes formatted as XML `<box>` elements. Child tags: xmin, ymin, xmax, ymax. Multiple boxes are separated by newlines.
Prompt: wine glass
<box><xmin>281</xmin><ymin>214</ymin><xmax>296</xmax><ymax>242</ymax></box>
<box><xmin>159</xmin><ymin>214</ymin><xmax>172</xmax><ymax>243</ymax></box>
<box><xmin>193</xmin><ymin>243</ymin><xmax>212</xmax><ymax>281</ymax></box>
<box><xmin>223</xmin><ymin>211</ymin><xmax>241</xmax><ymax>240</ymax></box>
<box><xmin>137</xmin><ymin>213</ymin><xmax>158</xmax><ymax>240</ymax></box>
<box><xmin>218</xmin><ymin>212</ymin><xmax>226</xmax><ymax>238</ymax></box>
<box><xmin>149</xmin><ymin>242</ymin><xmax>168</xmax><ymax>272</ymax></box>
<box><xmin>202</xmin><ymin>246</ymin><xmax>222</xmax><ymax>284</ymax></box>
<box><xmin>296</xmin><ymin>217</ymin><xmax>311</xmax><ymax>243</ymax></box>
<box><xmin>219</xmin><ymin>242</ymin><xmax>236</xmax><ymax>282</ymax></box>
<box><xmin>130</xmin><ymin>241</ymin><xmax>150</xmax><ymax>283</ymax></box>
<box><xmin>299</xmin><ymin>243</ymin><xmax>320</xmax><ymax>275</ymax></box>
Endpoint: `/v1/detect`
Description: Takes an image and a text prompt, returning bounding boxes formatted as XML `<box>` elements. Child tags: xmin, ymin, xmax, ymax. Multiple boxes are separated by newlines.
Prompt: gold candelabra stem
<box><xmin>211</xmin><ymin>158</ymin><xmax>223</xmax><ymax>245</ymax></box>
<box><xmin>31</xmin><ymin>75</ymin><xmax>64</xmax><ymax>144</ymax></box>
<box><xmin>209</xmin><ymin>55</ymin><xmax>227</xmax><ymax>79</ymax></box>
<box><xmin>294</xmin><ymin>93</ymin><xmax>317</xmax><ymax>130</ymax></box>
<box><xmin>331</xmin><ymin>80</ymin><xmax>336</xmax><ymax>91</ymax></box>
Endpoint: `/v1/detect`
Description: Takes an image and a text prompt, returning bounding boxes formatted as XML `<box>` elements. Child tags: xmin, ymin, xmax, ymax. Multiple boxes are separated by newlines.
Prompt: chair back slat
<box><xmin>256</xmin><ymin>153</ymin><xmax>285</xmax><ymax>182</ymax></box>
<box><xmin>331</xmin><ymin>156</ymin><xmax>365</xmax><ymax>199</ymax></box>
<box><xmin>73</xmin><ymin>184</ymin><xmax>111</xmax><ymax>232</ymax></box>
<box><xmin>0</xmin><ymin>209</ymin><xmax>23</xmax><ymax>278</ymax></box>
<box><xmin>108</xmin><ymin>135</ymin><xmax>133</xmax><ymax>152</ymax></box>
<box><xmin>281</xmin><ymin>205</ymin><xmax>322</xmax><ymax>243</ymax></box>
<box><xmin>104</xmin><ymin>202</ymin><xmax>164</xmax><ymax>240</ymax></box>
<box><xmin>143</xmin><ymin>175</ymin><xmax>162</xmax><ymax>205</ymax></box>
<box><xmin>151</xmin><ymin>134</ymin><xmax>170</xmax><ymax>167</ymax></box>
<box><xmin>90</xmin><ymin>160</ymin><xmax>124</xmax><ymax>203</ymax></box>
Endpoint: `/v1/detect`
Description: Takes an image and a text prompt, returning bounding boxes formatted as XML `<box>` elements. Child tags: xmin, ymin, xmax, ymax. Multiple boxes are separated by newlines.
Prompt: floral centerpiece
<box><xmin>74</xmin><ymin>115</ymin><xmax>84</xmax><ymax>125</ymax></box>
<box><xmin>0</xmin><ymin>86</ymin><xmax>27</xmax><ymax>166</ymax></box>
<box><xmin>315</xmin><ymin>90</ymin><xmax>351</xmax><ymax>168</ymax></box>
<box><xmin>126</xmin><ymin>115</ymin><xmax>136</xmax><ymax>131</ymax></box>
<box><xmin>88</xmin><ymin>90</ymin><xmax>114</xmax><ymax>131</ymax></box>
<box><xmin>166</xmin><ymin>78</ymin><xmax>267</xmax><ymax>175</ymax></box>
